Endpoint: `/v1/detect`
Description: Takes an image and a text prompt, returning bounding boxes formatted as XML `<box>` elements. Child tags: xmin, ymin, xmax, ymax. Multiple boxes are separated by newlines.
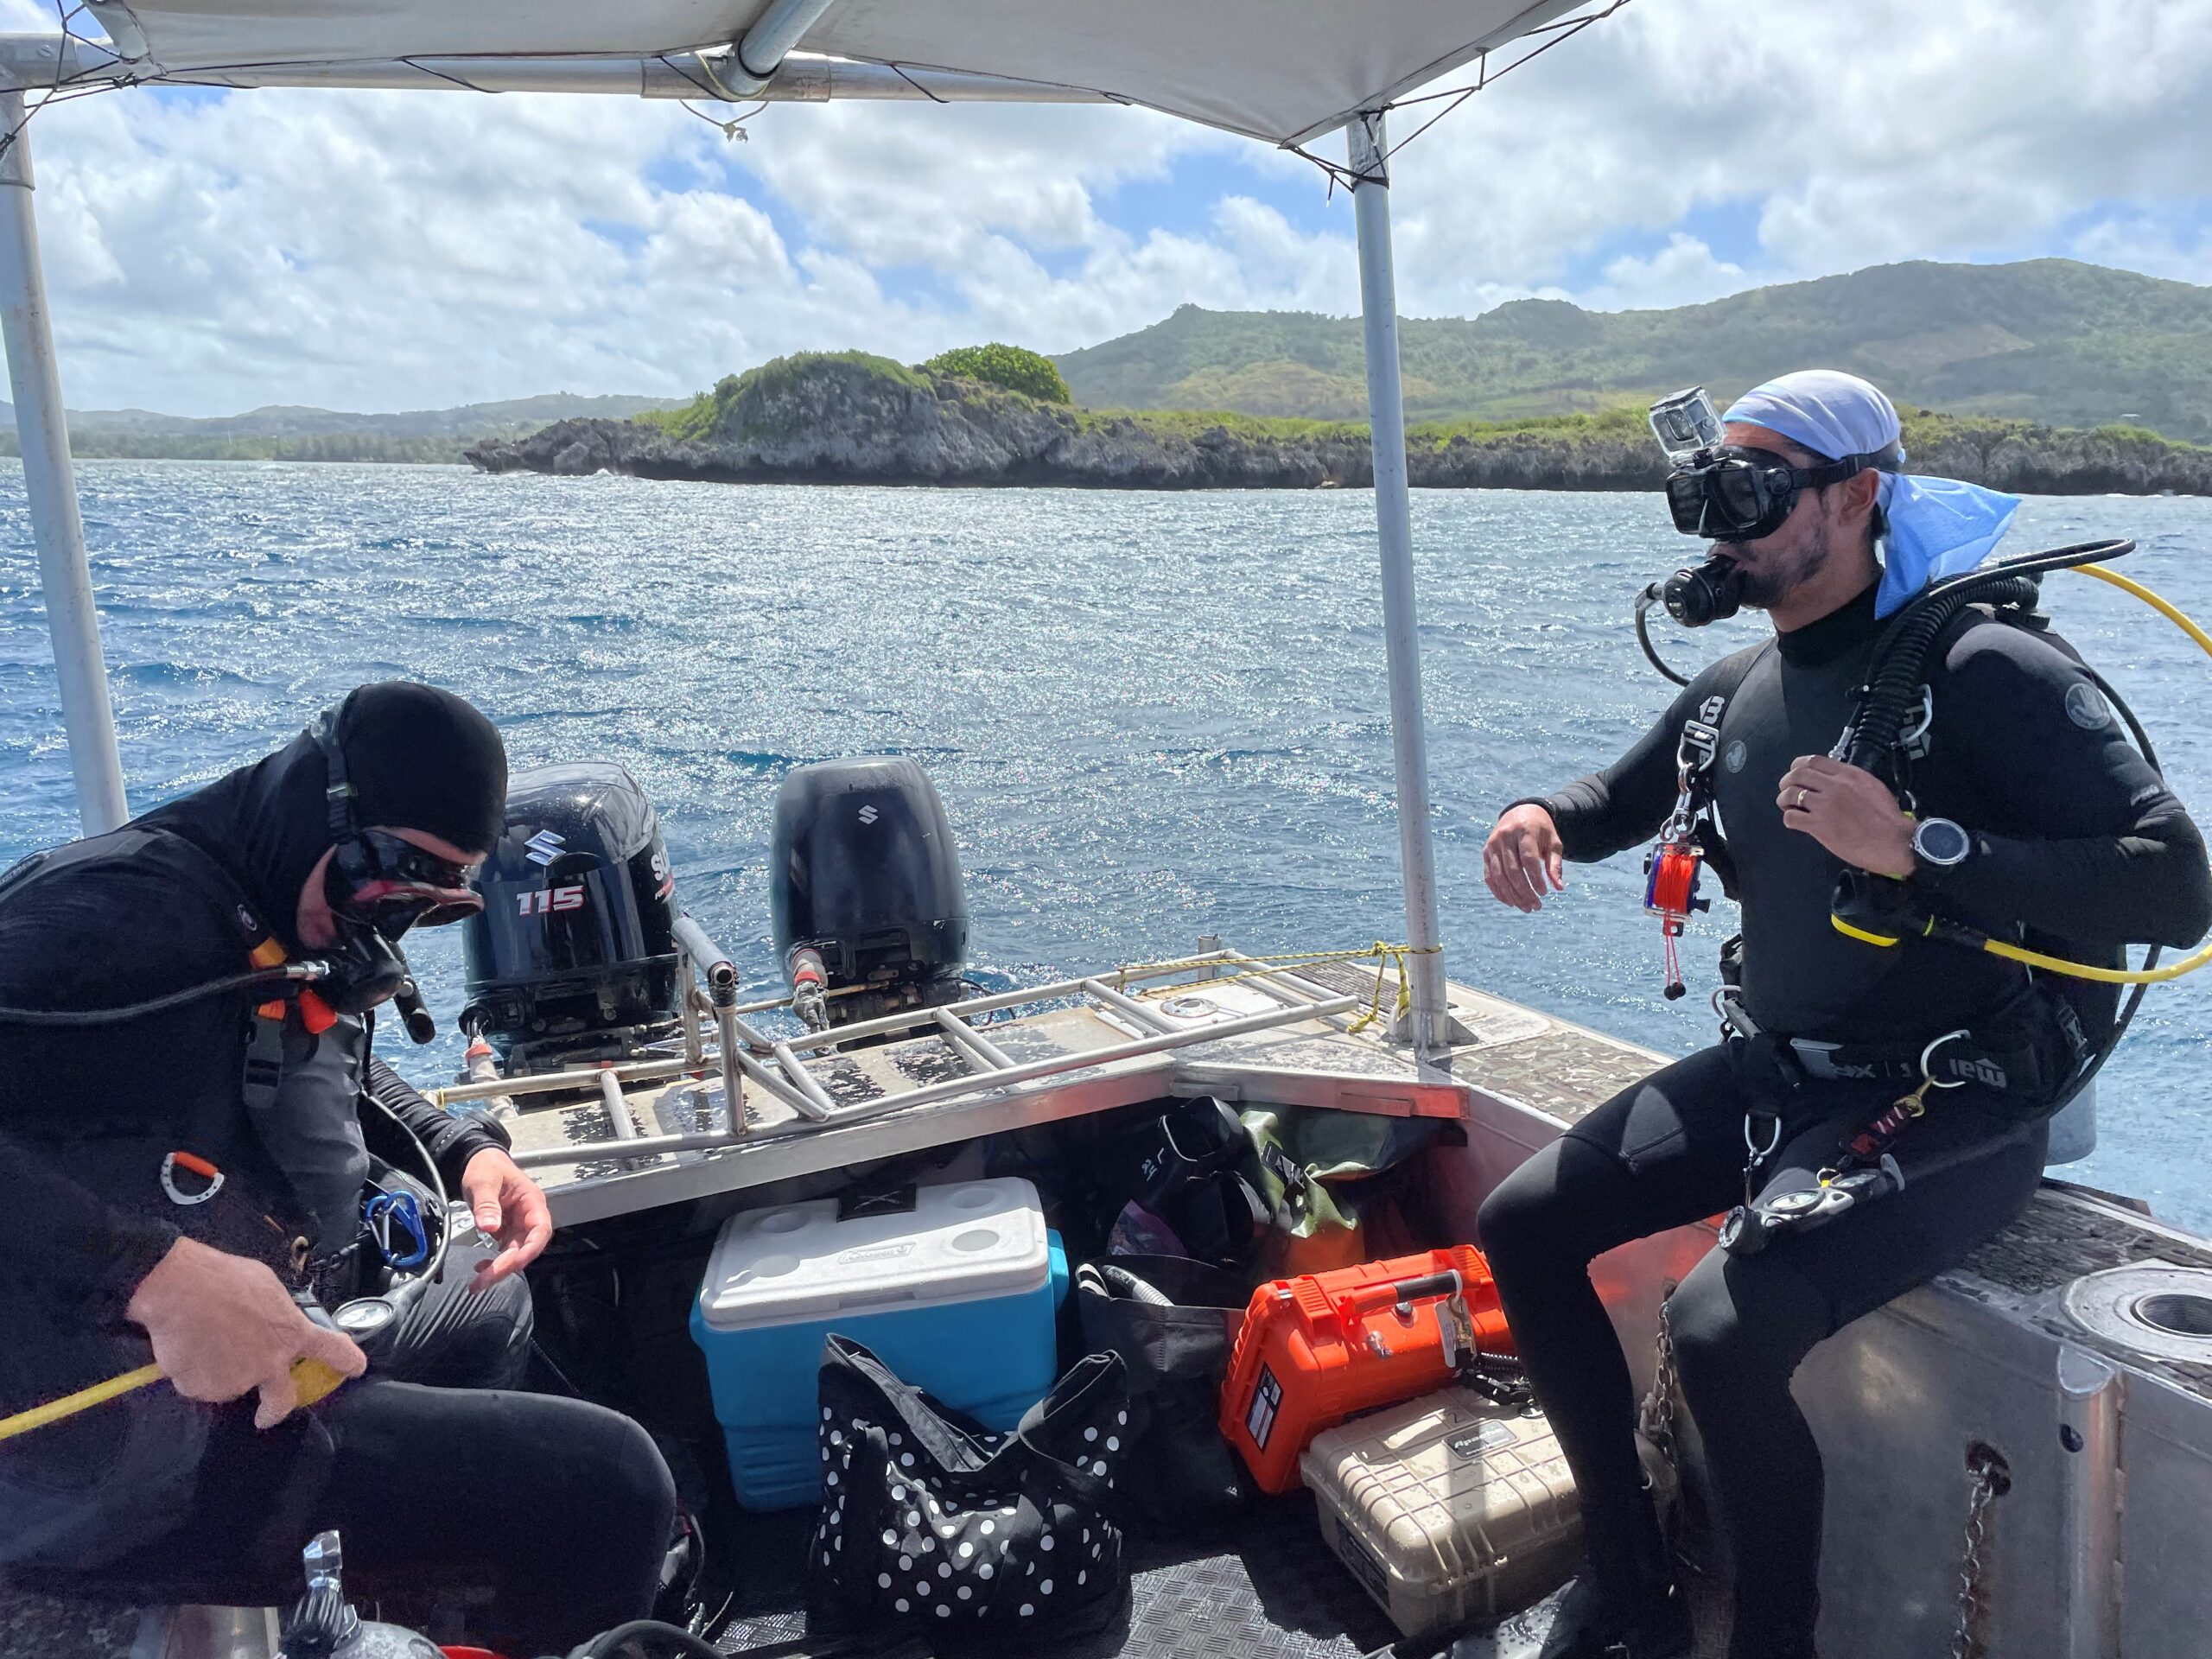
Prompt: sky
<box><xmin>4</xmin><ymin>0</ymin><xmax>2210</xmax><ymax>416</ymax></box>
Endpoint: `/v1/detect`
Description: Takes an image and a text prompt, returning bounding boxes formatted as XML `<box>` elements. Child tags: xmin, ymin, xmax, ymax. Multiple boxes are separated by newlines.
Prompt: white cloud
<box><xmin>2068</xmin><ymin>212</ymin><xmax>2212</xmax><ymax>286</ymax></box>
<box><xmin>1585</xmin><ymin>233</ymin><xmax>1750</xmax><ymax>314</ymax></box>
<box><xmin>0</xmin><ymin>0</ymin><xmax>2206</xmax><ymax>413</ymax></box>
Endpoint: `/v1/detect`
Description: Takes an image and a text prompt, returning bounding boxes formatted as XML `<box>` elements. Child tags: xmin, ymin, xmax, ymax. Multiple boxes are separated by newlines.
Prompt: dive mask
<box><xmin>1664</xmin><ymin>447</ymin><xmax>1883</xmax><ymax>543</ymax></box>
<box><xmin>1649</xmin><ymin>384</ymin><xmax>1897</xmax><ymax>543</ymax></box>
<box><xmin>325</xmin><ymin>827</ymin><xmax>482</xmax><ymax>936</ymax></box>
<box><xmin>315</xmin><ymin>835</ymin><xmax>476</xmax><ymax>1016</ymax></box>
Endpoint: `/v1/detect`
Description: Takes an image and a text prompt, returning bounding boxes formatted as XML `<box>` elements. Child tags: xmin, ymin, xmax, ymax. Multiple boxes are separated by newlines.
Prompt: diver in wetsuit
<box><xmin>1475</xmin><ymin>372</ymin><xmax>2212</xmax><ymax>1659</ymax></box>
<box><xmin>0</xmin><ymin>683</ymin><xmax>677</xmax><ymax>1656</ymax></box>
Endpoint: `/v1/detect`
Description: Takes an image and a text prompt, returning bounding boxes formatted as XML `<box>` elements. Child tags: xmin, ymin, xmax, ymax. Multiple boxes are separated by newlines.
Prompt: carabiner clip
<box><xmin>1744</xmin><ymin>1111</ymin><xmax>1783</xmax><ymax>1162</ymax></box>
<box><xmin>1919</xmin><ymin>1029</ymin><xmax>1973</xmax><ymax>1092</ymax></box>
<box><xmin>160</xmin><ymin>1151</ymin><xmax>224</xmax><ymax>1206</ymax></box>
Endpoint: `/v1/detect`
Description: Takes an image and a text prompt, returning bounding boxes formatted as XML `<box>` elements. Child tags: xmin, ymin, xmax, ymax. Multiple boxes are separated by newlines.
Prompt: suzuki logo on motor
<box><xmin>517</xmin><ymin>885</ymin><xmax>587</xmax><ymax>916</ymax></box>
<box><xmin>524</xmin><ymin>830</ymin><xmax>567</xmax><ymax>867</ymax></box>
<box><xmin>857</xmin><ymin>804</ymin><xmax>879</xmax><ymax>825</ymax></box>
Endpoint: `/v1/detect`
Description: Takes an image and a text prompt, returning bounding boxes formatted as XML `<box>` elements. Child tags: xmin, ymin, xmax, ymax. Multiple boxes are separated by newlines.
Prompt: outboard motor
<box><xmin>770</xmin><ymin>756</ymin><xmax>969</xmax><ymax>1032</ymax></box>
<box><xmin>461</xmin><ymin>761</ymin><xmax>682</xmax><ymax>1072</ymax></box>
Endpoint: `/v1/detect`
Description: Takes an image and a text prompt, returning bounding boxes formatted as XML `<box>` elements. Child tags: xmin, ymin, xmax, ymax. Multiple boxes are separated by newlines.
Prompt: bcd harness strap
<box><xmin>1711</xmin><ymin>984</ymin><xmax>2082</xmax><ymax>1100</ymax></box>
<box><xmin>1645</xmin><ymin>642</ymin><xmax>1774</xmax><ymax>996</ymax></box>
<box><xmin>147</xmin><ymin>833</ymin><xmax>338</xmax><ymax>1120</ymax></box>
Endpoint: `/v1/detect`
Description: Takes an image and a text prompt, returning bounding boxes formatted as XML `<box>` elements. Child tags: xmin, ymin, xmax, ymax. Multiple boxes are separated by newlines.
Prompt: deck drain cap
<box><xmin>2063</xmin><ymin>1264</ymin><xmax>2212</xmax><ymax>1363</ymax></box>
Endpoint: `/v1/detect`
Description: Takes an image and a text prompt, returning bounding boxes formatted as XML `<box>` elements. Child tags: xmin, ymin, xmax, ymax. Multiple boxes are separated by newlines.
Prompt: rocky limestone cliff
<box><xmin>466</xmin><ymin>355</ymin><xmax>2212</xmax><ymax>496</ymax></box>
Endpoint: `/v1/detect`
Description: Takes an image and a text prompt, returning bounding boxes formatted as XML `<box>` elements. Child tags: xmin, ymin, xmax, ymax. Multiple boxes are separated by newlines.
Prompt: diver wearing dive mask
<box><xmin>1477</xmin><ymin>372</ymin><xmax>2211</xmax><ymax>1659</ymax></box>
<box><xmin>308</xmin><ymin>709</ymin><xmax>486</xmax><ymax>1013</ymax></box>
<box><xmin>0</xmin><ymin>682</ymin><xmax>680</xmax><ymax>1655</ymax></box>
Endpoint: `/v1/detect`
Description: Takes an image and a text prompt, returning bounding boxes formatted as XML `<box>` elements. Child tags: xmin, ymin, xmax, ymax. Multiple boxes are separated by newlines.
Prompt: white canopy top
<box><xmin>84</xmin><ymin>0</ymin><xmax>1588</xmax><ymax>144</ymax></box>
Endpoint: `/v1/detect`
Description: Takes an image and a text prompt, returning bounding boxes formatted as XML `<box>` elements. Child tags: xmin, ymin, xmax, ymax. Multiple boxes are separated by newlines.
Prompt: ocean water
<box><xmin>5</xmin><ymin>461</ymin><xmax>2209</xmax><ymax>1227</ymax></box>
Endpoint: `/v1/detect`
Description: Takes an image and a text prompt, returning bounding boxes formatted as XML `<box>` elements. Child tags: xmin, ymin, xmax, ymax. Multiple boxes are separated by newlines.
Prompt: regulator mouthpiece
<box><xmin>1649</xmin><ymin>385</ymin><xmax>1726</xmax><ymax>465</ymax></box>
<box><xmin>1662</xmin><ymin>556</ymin><xmax>1746</xmax><ymax>628</ymax></box>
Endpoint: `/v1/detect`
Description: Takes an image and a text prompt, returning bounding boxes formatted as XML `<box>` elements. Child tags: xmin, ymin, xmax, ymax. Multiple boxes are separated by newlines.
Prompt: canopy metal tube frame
<box><xmin>0</xmin><ymin>61</ymin><xmax>1458</xmax><ymax>1054</ymax></box>
<box><xmin>0</xmin><ymin>91</ymin><xmax>127</xmax><ymax>836</ymax></box>
<box><xmin>1349</xmin><ymin>111</ymin><xmax>1450</xmax><ymax>1057</ymax></box>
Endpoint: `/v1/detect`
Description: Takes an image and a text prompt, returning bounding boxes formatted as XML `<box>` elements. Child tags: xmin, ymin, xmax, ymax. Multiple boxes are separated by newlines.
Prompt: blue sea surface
<box><xmin>5</xmin><ymin>462</ymin><xmax>2209</xmax><ymax>1227</ymax></box>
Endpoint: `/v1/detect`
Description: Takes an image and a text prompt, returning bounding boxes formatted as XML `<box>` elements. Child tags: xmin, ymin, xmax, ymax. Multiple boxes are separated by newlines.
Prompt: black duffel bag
<box><xmin>804</xmin><ymin>1336</ymin><xmax>1131</xmax><ymax>1643</ymax></box>
<box><xmin>1074</xmin><ymin>1256</ymin><xmax>1251</xmax><ymax>1522</ymax></box>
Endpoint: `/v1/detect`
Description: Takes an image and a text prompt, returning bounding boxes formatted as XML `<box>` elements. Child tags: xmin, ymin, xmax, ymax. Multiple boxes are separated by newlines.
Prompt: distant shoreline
<box><xmin>462</xmin><ymin>354</ymin><xmax>2212</xmax><ymax>499</ymax></box>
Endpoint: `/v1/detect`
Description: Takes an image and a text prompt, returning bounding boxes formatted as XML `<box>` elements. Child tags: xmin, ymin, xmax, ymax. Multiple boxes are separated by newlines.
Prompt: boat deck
<box><xmin>11</xmin><ymin>962</ymin><xmax>2212</xmax><ymax>1659</ymax></box>
<box><xmin>713</xmin><ymin>1495</ymin><xmax>1397</xmax><ymax>1659</ymax></box>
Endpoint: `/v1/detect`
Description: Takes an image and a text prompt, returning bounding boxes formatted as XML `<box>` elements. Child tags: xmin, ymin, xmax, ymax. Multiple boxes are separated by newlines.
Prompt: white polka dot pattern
<box><xmin>804</xmin><ymin>1338</ymin><xmax>1130</xmax><ymax>1635</ymax></box>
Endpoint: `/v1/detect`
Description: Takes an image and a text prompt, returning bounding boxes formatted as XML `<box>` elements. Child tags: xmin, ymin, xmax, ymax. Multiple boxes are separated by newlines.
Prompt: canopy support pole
<box><xmin>1349</xmin><ymin>111</ymin><xmax>1448</xmax><ymax>1057</ymax></box>
<box><xmin>0</xmin><ymin>95</ymin><xmax>125</xmax><ymax>835</ymax></box>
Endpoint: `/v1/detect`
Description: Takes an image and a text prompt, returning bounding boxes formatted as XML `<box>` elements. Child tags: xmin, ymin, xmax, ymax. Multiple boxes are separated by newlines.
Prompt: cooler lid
<box><xmin>697</xmin><ymin>1176</ymin><xmax>1051</xmax><ymax>1332</ymax></box>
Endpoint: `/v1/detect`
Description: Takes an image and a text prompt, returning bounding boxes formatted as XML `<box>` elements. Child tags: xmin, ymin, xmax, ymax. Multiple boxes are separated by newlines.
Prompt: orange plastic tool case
<box><xmin>1219</xmin><ymin>1246</ymin><xmax>1513</xmax><ymax>1495</ymax></box>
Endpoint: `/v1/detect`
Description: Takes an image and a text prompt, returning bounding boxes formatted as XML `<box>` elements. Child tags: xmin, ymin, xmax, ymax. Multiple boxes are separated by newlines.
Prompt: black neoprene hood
<box><xmin>334</xmin><ymin>682</ymin><xmax>508</xmax><ymax>855</ymax></box>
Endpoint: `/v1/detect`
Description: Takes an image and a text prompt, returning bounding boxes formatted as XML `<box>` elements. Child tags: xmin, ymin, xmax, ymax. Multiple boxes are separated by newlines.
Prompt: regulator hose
<box><xmin>1829</xmin><ymin>543</ymin><xmax>2212</xmax><ymax>990</ymax></box>
<box><xmin>0</xmin><ymin>963</ymin><xmax>328</xmax><ymax>1025</ymax></box>
<box><xmin>1634</xmin><ymin>582</ymin><xmax>1693</xmax><ymax>686</ymax></box>
<box><xmin>1836</xmin><ymin>538</ymin><xmax>2133</xmax><ymax>779</ymax></box>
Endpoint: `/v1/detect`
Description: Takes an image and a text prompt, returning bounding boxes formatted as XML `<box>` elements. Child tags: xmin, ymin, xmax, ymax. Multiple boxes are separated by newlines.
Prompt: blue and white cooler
<box><xmin>690</xmin><ymin>1176</ymin><xmax>1068</xmax><ymax>1510</ymax></box>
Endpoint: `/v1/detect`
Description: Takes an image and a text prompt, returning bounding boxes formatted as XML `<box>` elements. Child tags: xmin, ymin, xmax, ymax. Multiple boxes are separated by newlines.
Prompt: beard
<box><xmin>1727</xmin><ymin>515</ymin><xmax>1831</xmax><ymax>610</ymax></box>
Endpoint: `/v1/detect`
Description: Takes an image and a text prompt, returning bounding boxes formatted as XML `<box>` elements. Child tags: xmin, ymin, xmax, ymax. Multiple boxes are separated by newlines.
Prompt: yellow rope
<box><xmin>1112</xmin><ymin>942</ymin><xmax>1442</xmax><ymax>1035</ymax></box>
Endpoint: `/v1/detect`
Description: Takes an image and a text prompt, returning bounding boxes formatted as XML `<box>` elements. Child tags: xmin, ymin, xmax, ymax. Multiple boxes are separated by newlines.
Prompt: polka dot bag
<box><xmin>804</xmin><ymin>1334</ymin><xmax>1131</xmax><ymax>1641</ymax></box>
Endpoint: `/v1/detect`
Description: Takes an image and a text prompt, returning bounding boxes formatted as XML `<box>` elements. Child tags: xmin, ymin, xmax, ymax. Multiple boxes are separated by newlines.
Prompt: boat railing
<box><xmin>461</xmin><ymin>944</ymin><xmax>1360</xmax><ymax>1171</ymax></box>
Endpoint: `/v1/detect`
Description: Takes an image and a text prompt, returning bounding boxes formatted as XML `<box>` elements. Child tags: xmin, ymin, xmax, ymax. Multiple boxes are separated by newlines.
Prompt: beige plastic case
<box><xmin>1300</xmin><ymin>1387</ymin><xmax>1582</xmax><ymax>1639</ymax></box>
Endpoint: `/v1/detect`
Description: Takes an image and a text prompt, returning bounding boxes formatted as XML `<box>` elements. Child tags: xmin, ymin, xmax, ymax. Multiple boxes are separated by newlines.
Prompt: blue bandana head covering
<box><xmin>1724</xmin><ymin>370</ymin><xmax>2020</xmax><ymax>617</ymax></box>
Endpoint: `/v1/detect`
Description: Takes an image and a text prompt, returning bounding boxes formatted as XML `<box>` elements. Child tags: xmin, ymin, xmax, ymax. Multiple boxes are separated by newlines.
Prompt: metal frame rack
<box><xmin>465</xmin><ymin>930</ymin><xmax>1361</xmax><ymax>1171</ymax></box>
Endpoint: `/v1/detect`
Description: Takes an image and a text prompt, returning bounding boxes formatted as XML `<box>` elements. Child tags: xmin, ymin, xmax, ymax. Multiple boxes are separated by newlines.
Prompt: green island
<box><xmin>467</xmin><ymin>346</ymin><xmax>2212</xmax><ymax>495</ymax></box>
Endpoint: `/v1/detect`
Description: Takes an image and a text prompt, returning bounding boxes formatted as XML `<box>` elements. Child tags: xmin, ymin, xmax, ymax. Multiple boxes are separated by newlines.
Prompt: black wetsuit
<box><xmin>0</xmin><ymin>715</ymin><xmax>676</xmax><ymax>1655</ymax></box>
<box><xmin>1478</xmin><ymin>582</ymin><xmax>2211</xmax><ymax>1654</ymax></box>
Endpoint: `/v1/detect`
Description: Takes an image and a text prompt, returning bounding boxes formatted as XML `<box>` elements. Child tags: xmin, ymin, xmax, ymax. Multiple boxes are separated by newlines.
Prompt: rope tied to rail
<box><xmin>1111</xmin><ymin>941</ymin><xmax>1442</xmax><ymax>1035</ymax></box>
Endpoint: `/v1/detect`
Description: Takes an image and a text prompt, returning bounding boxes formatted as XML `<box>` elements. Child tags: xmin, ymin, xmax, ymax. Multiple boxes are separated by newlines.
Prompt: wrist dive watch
<box><xmin>1911</xmin><ymin>817</ymin><xmax>1972</xmax><ymax>871</ymax></box>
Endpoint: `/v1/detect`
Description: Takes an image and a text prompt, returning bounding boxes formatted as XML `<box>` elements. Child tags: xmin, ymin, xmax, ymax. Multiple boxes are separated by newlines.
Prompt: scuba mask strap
<box><xmin>308</xmin><ymin>710</ymin><xmax>358</xmax><ymax>843</ymax></box>
<box><xmin>305</xmin><ymin>707</ymin><xmax>417</xmax><ymax>1015</ymax></box>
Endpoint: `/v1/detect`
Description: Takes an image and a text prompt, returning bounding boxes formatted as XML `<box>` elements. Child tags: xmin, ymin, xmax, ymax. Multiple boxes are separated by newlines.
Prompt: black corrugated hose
<box><xmin>1837</xmin><ymin>539</ymin><xmax>2135</xmax><ymax>780</ymax></box>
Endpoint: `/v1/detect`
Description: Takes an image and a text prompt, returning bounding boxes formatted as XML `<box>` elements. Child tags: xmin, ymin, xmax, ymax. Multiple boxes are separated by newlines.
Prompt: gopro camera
<box><xmin>1649</xmin><ymin>386</ymin><xmax>1726</xmax><ymax>463</ymax></box>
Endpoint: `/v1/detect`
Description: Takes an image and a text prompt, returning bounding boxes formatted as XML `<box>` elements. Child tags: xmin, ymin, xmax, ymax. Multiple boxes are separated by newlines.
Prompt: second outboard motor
<box><xmin>771</xmin><ymin>756</ymin><xmax>969</xmax><ymax>1032</ymax></box>
<box><xmin>461</xmin><ymin>761</ymin><xmax>682</xmax><ymax>1072</ymax></box>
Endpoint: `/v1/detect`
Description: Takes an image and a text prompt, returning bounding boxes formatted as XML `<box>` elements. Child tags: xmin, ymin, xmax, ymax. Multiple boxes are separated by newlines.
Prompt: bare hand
<box><xmin>125</xmin><ymin>1237</ymin><xmax>366</xmax><ymax>1429</ymax></box>
<box><xmin>1777</xmin><ymin>755</ymin><xmax>1916</xmax><ymax>878</ymax></box>
<box><xmin>461</xmin><ymin>1147</ymin><xmax>553</xmax><ymax>1288</ymax></box>
<box><xmin>1484</xmin><ymin>805</ymin><xmax>1567</xmax><ymax>913</ymax></box>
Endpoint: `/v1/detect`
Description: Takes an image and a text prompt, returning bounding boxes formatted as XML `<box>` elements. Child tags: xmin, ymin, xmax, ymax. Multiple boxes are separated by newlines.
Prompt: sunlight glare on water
<box><xmin>3</xmin><ymin>462</ymin><xmax>2209</xmax><ymax>1226</ymax></box>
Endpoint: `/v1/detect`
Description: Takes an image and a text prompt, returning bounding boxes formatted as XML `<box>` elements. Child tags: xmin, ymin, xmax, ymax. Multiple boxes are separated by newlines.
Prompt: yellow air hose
<box><xmin>0</xmin><ymin>1356</ymin><xmax>348</xmax><ymax>1445</ymax></box>
<box><xmin>1832</xmin><ymin>562</ymin><xmax>2212</xmax><ymax>985</ymax></box>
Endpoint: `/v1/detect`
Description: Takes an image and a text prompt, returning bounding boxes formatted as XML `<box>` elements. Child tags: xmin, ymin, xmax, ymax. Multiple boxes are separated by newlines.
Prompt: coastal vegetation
<box><xmin>923</xmin><ymin>344</ymin><xmax>1071</xmax><ymax>404</ymax></box>
<box><xmin>467</xmin><ymin>349</ymin><xmax>2212</xmax><ymax>495</ymax></box>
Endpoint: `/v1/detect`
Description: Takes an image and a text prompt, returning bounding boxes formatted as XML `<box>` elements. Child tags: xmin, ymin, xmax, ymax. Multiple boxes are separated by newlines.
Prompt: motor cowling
<box><xmin>770</xmin><ymin>757</ymin><xmax>969</xmax><ymax>1029</ymax></box>
<box><xmin>460</xmin><ymin>760</ymin><xmax>681</xmax><ymax>1071</ymax></box>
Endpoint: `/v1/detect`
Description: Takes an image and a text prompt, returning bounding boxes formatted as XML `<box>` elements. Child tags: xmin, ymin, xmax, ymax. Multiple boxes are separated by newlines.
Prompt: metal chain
<box><xmin>1637</xmin><ymin>1293</ymin><xmax>1680</xmax><ymax>1474</ymax></box>
<box><xmin>1950</xmin><ymin>1445</ymin><xmax>2012</xmax><ymax>1659</ymax></box>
